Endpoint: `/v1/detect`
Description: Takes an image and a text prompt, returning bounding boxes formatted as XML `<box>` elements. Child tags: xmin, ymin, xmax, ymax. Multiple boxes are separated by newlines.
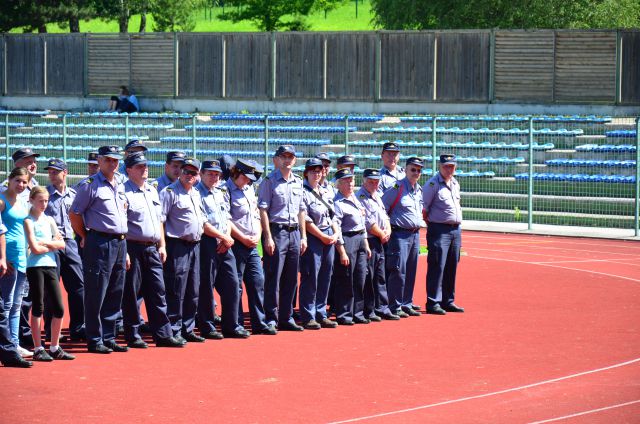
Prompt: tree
<box><xmin>151</xmin><ymin>0</ymin><xmax>204</xmax><ymax>31</ymax></box>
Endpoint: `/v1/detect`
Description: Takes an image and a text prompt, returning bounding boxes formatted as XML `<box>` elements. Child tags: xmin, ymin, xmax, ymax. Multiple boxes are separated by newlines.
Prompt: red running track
<box><xmin>3</xmin><ymin>231</ymin><xmax>639</xmax><ymax>424</ymax></box>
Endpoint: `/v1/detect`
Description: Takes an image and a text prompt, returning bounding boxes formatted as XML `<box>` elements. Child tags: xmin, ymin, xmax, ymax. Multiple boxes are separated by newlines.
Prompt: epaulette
<box><xmin>150</xmin><ymin>180</ymin><xmax>158</xmax><ymax>188</ymax></box>
<box><xmin>393</xmin><ymin>183</ymin><xmax>399</xmax><ymax>189</ymax></box>
<box><xmin>293</xmin><ymin>173</ymin><xmax>302</xmax><ymax>180</ymax></box>
<box><xmin>429</xmin><ymin>181</ymin><xmax>435</xmax><ymax>186</ymax></box>
<box><xmin>83</xmin><ymin>177</ymin><xmax>93</xmax><ymax>185</ymax></box>
<box><xmin>2</xmin><ymin>181</ymin><xmax>8</xmax><ymax>187</ymax></box>
<box><xmin>166</xmin><ymin>187</ymin><xmax>173</xmax><ymax>192</ymax></box>
<box><xmin>358</xmin><ymin>194</ymin><xmax>366</xmax><ymax>199</ymax></box>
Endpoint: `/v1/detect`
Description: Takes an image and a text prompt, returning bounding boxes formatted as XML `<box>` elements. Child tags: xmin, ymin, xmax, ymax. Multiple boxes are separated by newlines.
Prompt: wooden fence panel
<box><xmin>275</xmin><ymin>33</ymin><xmax>323</xmax><ymax>99</ymax></box>
<box><xmin>621</xmin><ymin>30</ymin><xmax>640</xmax><ymax>104</ymax></box>
<box><xmin>225</xmin><ymin>33</ymin><xmax>271</xmax><ymax>99</ymax></box>
<box><xmin>6</xmin><ymin>35</ymin><xmax>44</xmax><ymax>95</ymax></box>
<box><xmin>436</xmin><ymin>32</ymin><xmax>490</xmax><ymax>102</ymax></box>
<box><xmin>46</xmin><ymin>35</ymin><xmax>85</xmax><ymax>95</ymax></box>
<box><xmin>87</xmin><ymin>34</ymin><xmax>130</xmax><ymax>95</ymax></box>
<box><xmin>326</xmin><ymin>33</ymin><xmax>375</xmax><ymax>100</ymax></box>
<box><xmin>554</xmin><ymin>31</ymin><xmax>616</xmax><ymax>102</ymax></box>
<box><xmin>379</xmin><ymin>32</ymin><xmax>434</xmax><ymax>101</ymax></box>
<box><xmin>130</xmin><ymin>34</ymin><xmax>175</xmax><ymax>97</ymax></box>
<box><xmin>178</xmin><ymin>34</ymin><xmax>223</xmax><ymax>98</ymax></box>
<box><xmin>494</xmin><ymin>31</ymin><xmax>554</xmax><ymax>102</ymax></box>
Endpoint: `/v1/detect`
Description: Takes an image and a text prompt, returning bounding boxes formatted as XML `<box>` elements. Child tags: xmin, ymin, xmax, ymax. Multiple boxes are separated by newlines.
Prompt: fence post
<box><xmin>125</xmin><ymin>114</ymin><xmax>130</xmax><ymax>146</ymax></box>
<box><xmin>264</xmin><ymin>115</ymin><xmax>270</xmax><ymax>174</ymax></box>
<box><xmin>62</xmin><ymin>114</ymin><xmax>67</xmax><ymax>161</ymax></box>
<box><xmin>635</xmin><ymin>117</ymin><xmax>639</xmax><ymax>236</ymax></box>
<box><xmin>344</xmin><ymin>116</ymin><xmax>350</xmax><ymax>155</ymax></box>
<box><xmin>4</xmin><ymin>114</ymin><xmax>9</xmax><ymax>178</ymax></box>
<box><xmin>191</xmin><ymin>114</ymin><xmax>197</xmax><ymax>157</ymax></box>
<box><xmin>431</xmin><ymin>117</ymin><xmax>438</xmax><ymax>173</ymax></box>
<box><xmin>527</xmin><ymin>117</ymin><xmax>534</xmax><ymax>230</ymax></box>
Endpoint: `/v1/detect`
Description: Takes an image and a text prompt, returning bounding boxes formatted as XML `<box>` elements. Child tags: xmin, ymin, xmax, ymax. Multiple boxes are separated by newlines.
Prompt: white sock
<box><xmin>34</xmin><ymin>346</ymin><xmax>45</xmax><ymax>352</ymax></box>
<box><xmin>50</xmin><ymin>345</ymin><xmax>59</xmax><ymax>352</ymax></box>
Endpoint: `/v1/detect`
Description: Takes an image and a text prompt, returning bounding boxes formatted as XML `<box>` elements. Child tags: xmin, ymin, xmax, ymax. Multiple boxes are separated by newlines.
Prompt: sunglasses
<box><xmin>182</xmin><ymin>168</ymin><xmax>198</xmax><ymax>176</ymax></box>
<box><xmin>407</xmin><ymin>167</ymin><xmax>423</xmax><ymax>173</ymax></box>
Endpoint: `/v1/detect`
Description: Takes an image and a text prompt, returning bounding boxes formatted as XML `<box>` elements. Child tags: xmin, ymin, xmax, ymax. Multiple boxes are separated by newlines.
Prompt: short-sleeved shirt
<box><xmin>422</xmin><ymin>173</ymin><xmax>462</xmax><ymax>225</ymax></box>
<box><xmin>381</xmin><ymin>178</ymin><xmax>423</xmax><ymax>230</ymax></box>
<box><xmin>160</xmin><ymin>180</ymin><xmax>205</xmax><ymax>242</ymax></box>
<box><xmin>302</xmin><ymin>180</ymin><xmax>334</xmax><ymax>231</ymax></box>
<box><xmin>196</xmin><ymin>181</ymin><xmax>230</xmax><ymax>234</ymax></box>
<box><xmin>378</xmin><ymin>166</ymin><xmax>405</xmax><ymax>194</ymax></box>
<box><xmin>334</xmin><ymin>192</ymin><xmax>366</xmax><ymax>233</ymax></box>
<box><xmin>151</xmin><ymin>174</ymin><xmax>174</xmax><ymax>192</ymax></box>
<box><xmin>356</xmin><ymin>186</ymin><xmax>388</xmax><ymax>236</ymax></box>
<box><xmin>45</xmin><ymin>185</ymin><xmax>76</xmax><ymax>239</ymax></box>
<box><xmin>25</xmin><ymin>214</ymin><xmax>57</xmax><ymax>268</ymax></box>
<box><xmin>257</xmin><ymin>169</ymin><xmax>306</xmax><ymax>225</ymax></box>
<box><xmin>124</xmin><ymin>180</ymin><xmax>162</xmax><ymax>243</ymax></box>
<box><xmin>226</xmin><ymin>179</ymin><xmax>260</xmax><ymax>239</ymax></box>
<box><xmin>71</xmin><ymin>171</ymin><xmax>128</xmax><ymax>234</ymax></box>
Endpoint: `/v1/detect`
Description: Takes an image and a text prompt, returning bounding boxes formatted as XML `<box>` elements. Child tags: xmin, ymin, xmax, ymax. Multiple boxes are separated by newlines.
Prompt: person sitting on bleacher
<box><xmin>108</xmin><ymin>86</ymin><xmax>139</xmax><ymax>113</ymax></box>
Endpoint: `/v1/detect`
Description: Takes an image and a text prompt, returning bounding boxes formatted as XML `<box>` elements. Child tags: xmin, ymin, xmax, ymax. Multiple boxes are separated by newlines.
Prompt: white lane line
<box><xmin>527</xmin><ymin>399</ymin><xmax>640</xmax><ymax>424</ymax></box>
<box><xmin>463</xmin><ymin>235</ymin><xmax>640</xmax><ymax>251</ymax></box>
<box><xmin>467</xmin><ymin>244</ymin><xmax>640</xmax><ymax>258</ymax></box>
<box><xmin>469</xmin><ymin>255</ymin><xmax>640</xmax><ymax>284</ymax></box>
<box><xmin>468</xmin><ymin>247</ymin><xmax>601</xmax><ymax>260</ymax></box>
<box><xmin>325</xmin><ymin>359</ymin><xmax>640</xmax><ymax>424</ymax></box>
<box><xmin>532</xmin><ymin>259</ymin><xmax>628</xmax><ymax>265</ymax></box>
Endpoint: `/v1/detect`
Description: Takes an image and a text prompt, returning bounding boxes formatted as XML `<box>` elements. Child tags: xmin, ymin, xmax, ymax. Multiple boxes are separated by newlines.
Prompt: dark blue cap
<box><xmin>440</xmin><ymin>154</ymin><xmax>456</xmax><ymax>165</ymax></box>
<box><xmin>337</xmin><ymin>155</ymin><xmax>356</xmax><ymax>166</ymax></box>
<box><xmin>87</xmin><ymin>152</ymin><xmax>99</xmax><ymax>164</ymax></box>
<box><xmin>124</xmin><ymin>139</ymin><xmax>148</xmax><ymax>152</ymax></box>
<box><xmin>124</xmin><ymin>152</ymin><xmax>148</xmax><ymax>168</ymax></box>
<box><xmin>334</xmin><ymin>168</ymin><xmax>354</xmax><ymax>180</ymax></box>
<box><xmin>275</xmin><ymin>145</ymin><xmax>296</xmax><ymax>157</ymax></box>
<box><xmin>315</xmin><ymin>152</ymin><xmax>331</xmax><ymax>163</ymax></box>
<box><xmin>44</xmin><ymin>158</ymin><xmax>67</xmax><ymax>171</ymax></box>
<box><xmin>166</xmin><ymin>151</ymin><xmax>186</xmax><ymax>163</ymax></box>
<box><xmin>382</xmin><ymin>142</ymin><xmax>400</xmax><ymax>152</ymax></box>
<box><xmin>236</xmin><ymin>159</ymin><xmax>257</xmax><ymax>181</ymax></box>
<box><xmin>181</xmin><ymin>157</ymin><xmax>200</xmax><ymax>170</ymax></box>
<box><xmin>12</xmin><ymin>147</ymin><xmax>41</xmax><ymax>162</ymax></box>
<box><xmin>363</xmin><ymin>168</ymin><xmax>381</xmax><ymax>180</ymax></box>
<box><xmin>305</xmin><ymin>158</ymin><xmax>324</xmax><ymax>169</ymax></box>
<box><xmin>201</xmin><ymin>159</ymin><xmax>222</xmax><ymax>172</ymax></box>
<box><xmin>98</xmin><ymin>145</ymin><xmax>123</xmax><ymax>159</ymax></box>
<box><xmin>405</xmin><ymin>157</ymin><xmax>424</xmax><ymax>167</ymax></box>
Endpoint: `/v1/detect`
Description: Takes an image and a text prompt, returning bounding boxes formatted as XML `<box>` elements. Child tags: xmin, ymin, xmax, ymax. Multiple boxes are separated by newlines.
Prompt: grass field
<box><xmin>17</xmin><ymin>0</ymin><xmax>375</xmax><ymax>33</ymax></box>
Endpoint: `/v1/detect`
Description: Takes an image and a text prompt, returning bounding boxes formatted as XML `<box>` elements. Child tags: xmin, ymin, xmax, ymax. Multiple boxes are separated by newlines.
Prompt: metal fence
<box><xmin>1</xmin><ymin>112</ymin><xmax>638</xmax><ymax>234</ymax></box>
<box><xmin>2</xmin><ymin>30</ymin><xmax>639</xmax><ymax>104</ymax></box>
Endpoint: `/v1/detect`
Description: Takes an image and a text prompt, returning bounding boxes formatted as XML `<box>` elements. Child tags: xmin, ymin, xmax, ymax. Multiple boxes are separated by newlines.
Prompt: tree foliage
<box><xmin>151</xmin><ymin>0</ymin><xmax>204</xmax><ymax>32</ymax></box>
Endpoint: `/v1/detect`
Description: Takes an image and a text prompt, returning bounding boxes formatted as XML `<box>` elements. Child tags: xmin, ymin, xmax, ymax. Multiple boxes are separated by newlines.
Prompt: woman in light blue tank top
<box><xmin>0</xmin><ymin>168</ymin><xmax>30</xmax><ymax>352</ymax></box>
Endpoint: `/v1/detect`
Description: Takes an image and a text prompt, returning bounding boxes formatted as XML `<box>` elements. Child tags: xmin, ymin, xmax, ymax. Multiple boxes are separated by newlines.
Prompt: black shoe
<box><xmin>319</xmin><ymin>318</ymin><xmax>338</xmax><ymax>328</ymax></box>
<box><xmin>395</xmin><ymin>310</ymin><xmax>410</xmax><ymax>318</ymax></box>
<box><xmin>426</xmin><ymin>305</ymin><xmax>447</xmax><ymax>315</ymax></box>
<box><xmin>278</xmin><ymin>322</ymin><xmax>304</xmax><ymax>332</ymax></box>
<box><xmin>49</xmin><ymin>347</ymin><xmax>76</xmax><ymax>360</ymax></box>
<box><xmin>174</xmin><ymin>334</ymin><xmax>188</xmax><ymax>345</ymax></box>
<box><xmin>104</xmin><ymin>340</ymin><xmax>129</xmax><ymax>352</ymax></box>
<box><xmin>303</xmin><ymin>320</ymin><xmax>321</xmax><ymax>330</ymax></box>
<box><xmin>253</xmin><ymin>326</ymin><xmax>278</xmax><ymax>335</ymax></box>
<box><xmin>353</xmin><ymin>317</ymin><xmax>371</xmax><ymax>324</ymax></box>
<box><xmin>368</xmin><ymin>315</ymin><xmax>382</xmax><ymax>322</ymax></box>
<box><xmin>201</xmin><ymin>330</ymin><xmax>224</xmax><ymax>340</ymax></box>
<box><xmin>156</xmin><ymin>337</ymin><xmax>184</xmax><ymax>348</ymax></box>
<box><xmin>33</xmin><ymin>349</ymin><xmax>54</xmax><ymax>362</ymax></box>
<box><xmin>88</xmin><ymin>344</ymin><xmax>113</xmax><ymax>354</ymax></box>
<box><xmin>336</xmin><ymin>319</ymin><xmax>354</xmax><ymax>326</ymax></box>
<box><xmin>116</xmin><ymin>324</ymin><xmax>125</xmax><ymax>336</ymax></box>
<box><xmin>183</xmin><ymin>332</ymin><xmax>205</xmax><ymax>343</ymax></box>
<box><xmin>442</xmin><ymin>303</ymin><xmax>465</xmax><ymax>313</ymax></box>
<box><xmin>223</xmin><ymin>329</ymin><xmax>250</xmax><ymax>339</ymax></box>
<box><xmin>402</xmin><ymin>307</ymin><xmax>421</xmax><ymax>317</ymax></box>
<box><xmin>2</xmin><ymin>356</ymin><xmax>33</xmax><ymax>368</ymax></box>
<box><xmin>380</xmin><ymin>312</ymin><xmax>401</xmax><ymax>320</ymax></box>
<box><xmin>411</xmin><ymin>304</ymin><xmax>422</xmax><ymax>311</ymax></box>
<box><xmin>213</xmin><ymin>314</ymin><xmax>222</xmax><ymax>325</ymax></box>
<box><xmin>127</xmin><ymin>339</ymin><xmax>149</xmax><ymax>349</ymax></box>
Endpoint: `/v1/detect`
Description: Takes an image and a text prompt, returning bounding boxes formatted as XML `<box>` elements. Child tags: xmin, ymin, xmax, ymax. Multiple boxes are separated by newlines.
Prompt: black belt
<box><xmin>390</xmin><ymin>225</ymin><xmax>420</xmax><ymax>233</ymax></box>
<box><xmin>429</xmin><ymin>222</ymin><xmax>460</xmax><ymax>228</ymax></box>
<box><xmin>342</xmin><ymin>229</ymin><xmax>365</xmax><ymax>237</ymax></box>
<box><xmin>166</xmin><ymin>236</ymin><xmax>200</xmax><ymax>245</ymax></box>
<box><xmin>128</xmin><ymin>239</ymin><xmax>159</xmax><ymax>247</ymax></box>
<box><xmin>270</xmin><ymin>223</ymin><xmax>299</xmax><ymax>232</ymax></box>
<box><xmin>89</xmin><ymin>230</ymin><xmax>126</xmax><ymax>240</ymax></box>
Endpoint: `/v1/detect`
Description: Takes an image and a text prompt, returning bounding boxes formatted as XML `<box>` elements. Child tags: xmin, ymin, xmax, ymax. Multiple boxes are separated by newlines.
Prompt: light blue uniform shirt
<box><xmin>226</xmin><ymin>179</ymin><xmax>260</xmax><ymax>239</ymax></box>
<box><xmin>25</xmin><ymin>214</ymin><xmax>57</xmax><ymax>268</ymax></box>
<box><xmin>334</xmin><ymin>192</ymin><xmax>366</xmax><ymax>233</ymax></box>
<box><xmin>302</xmin><ymin>180</ymin><xmax>334</xmax><ymax>231</ymax></box>
<box><xmin>71</xmin><ymin>171</ymin><xmax>128</xmax><ymax>234</ymax></box>
<box><xmin>356</xmin><ymin>186</ymin><xmax>388</xmax><ymax>235</ymax></box>
<box><xmin>378</xmin><ymin>166</ymin><xmax>405</xmax><ymax>194</ymax></box>
<box><xmin>196</xmin><ymin>181</ymin><xmax>229</xmax><ymax>234</ymax></box>
<box><xmin>381</xmin><ymin>178</ymin><xmax>423</xmax><ymax>230</ymax></box>
<box><xmin>160</xmin><ymin>180</ymin><xmax>205</xmax><ymax>242</ymax></box>
<box><xmin>45</xmin><ymin>185</ymin><xmax>75</xmax><ymax>239</ymax></box>
<box><xmin>124</xmin><ymin>180</ymin><xmax>162</xmax><ymax>243</ymax></box>
<box><xmin>257</xmin><ymin>169</ymin><xmax>306</xmax><ymax>225</ymax></box>
<box><xmin>151</xmin><ymin>174</ymin><xmax>174</xmax><ymax>193</ymax></box>
<box><xmin>422</xmin><ymin>173</ymin><xmax>462</xmax><ymax>225</ymax></box>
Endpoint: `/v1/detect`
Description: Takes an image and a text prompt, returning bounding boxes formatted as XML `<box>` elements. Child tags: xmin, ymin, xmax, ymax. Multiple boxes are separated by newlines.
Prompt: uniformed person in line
<box><xmin>315</xmin><ymin>152</ymin><xmax>334</xmax><ymax>195</ymax></box>
<box><xmin>218</xmin><ymin>154</ymin><xmax>236</xmax><ymax>185</ymax></box>
<box><xmin>299</xmin><ymin>158</ymin><xmax>340</xmax><ymax>329</ymax></box>
<box><xmin>381</xmin><ymin>157</ymin><xmax>424</xmax><ymax>318</ymax></box>
<box><xmin>196</xmin><ymin>159</ymin><xmax>248</xmax><ymax>339</ymax></box>
<box><xmin>70</xmin><ymin>145</ymin><xmax>129</xmax><ymax>354</ymax></box>
<box><xmin>422</xmin><ymin>154</ymin><xmax>464</xmax><ymax>315</ymax></box>
<box><xmin>356</xmin><ymin>169</ymin><xmax>399</xmax><ymax>321</ymax></box>
<box><xmin>378</xmin><ymin>142</ymin><xmax>405</xmax><ymax>194</ymax></box>
<box><xmin>118</xmin><ymin>138</ymin><xmax>148</xmax><ymax>179</ymax></box>
<box><xmin>246</xmin><ymin>159</ymin><xmax>264</xmax><ymax>188</ymax></box>
<box><xmin>329</xmin><ymin>154</ymin><xmax>356</xmax><ymax>186</ymax></box>
<box><xmin>257</xmin><ymin>145</ymin><xmax>307</xmax><ymax>332</ymax></box>
<box><xmin>44</xmin><ymin>159</ymin><xmax>86</xmax><ymax>341</ymax></box>
<box><xmin>152</xmin><ymin>151</ymin><xmax>186</xmax><ymax>192</ymax></box>
<box><xmin>121</xmin><ymin>152</ymin><xmax>183</xmax><ymax>348</ymax></box>
<box><xmin>87</xmin><ymin>152</ymin><xmax>99</xmax><ymax>177</ymax></box>
<box><xmin>227</xmin><ymin>160</ymin><xmax>276</xmax><ymax>336</ymax></box>
<box><xmin>332</xmin><ymin>168</ymin><xmax>371</xmax><ymax>325</ymax></box>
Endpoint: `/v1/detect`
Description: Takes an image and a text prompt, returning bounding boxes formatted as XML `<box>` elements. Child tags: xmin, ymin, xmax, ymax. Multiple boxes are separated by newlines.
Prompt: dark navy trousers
<box><xmin>56</xmin><ymin>239</ymin><xmax>85</xmax><ymax>336</ymax></box>
<box><xmin>333</xmin><ymin>233</ymin><xmax>368</xmax><ymax>322</ymax></box>
<box><xmin>299</xmin><ymin>228</ymin><xmax>335</xmax><ymax>323</ymax></box>
<box><xmin>83</xmin><ymin>231</ymin><xmax>127</xmax><ymax>348</ymax></box>
<box><xmin>163</xmin><ymin>238</ymin><xmax>200</xmax><ymax>336</ymax></box>
<box><xmin>366</xmin><ymin>237</ymin><xmax>392</xmax><ymax>317</ymax></box>
<box><xmin>385</xmin><ymin>229</ymin><xmax>420</xmax><ymax>313</ymax></box>
<box><xmin>263</xmin><ymin>227</ymin><xmax>300</xmax><ymax>326</ymax></box>
<box><xmin>426</xmin><ymin>223</ymin><xmax>461</xmax><ymax>308</ymax></box>
<box><xmin>122</xmin><ymin>242</ymin><xmax>172</xmax><ymax>342</ymax></box>
<box><xmin>198</xmin><ymin>235</ymin><xmax>241</xmax><ymax>334</ymax></box>
<box><xmin>232</xmin><ymin>242</ymin><xmax>269</xmax><ymax>333</ymax></box>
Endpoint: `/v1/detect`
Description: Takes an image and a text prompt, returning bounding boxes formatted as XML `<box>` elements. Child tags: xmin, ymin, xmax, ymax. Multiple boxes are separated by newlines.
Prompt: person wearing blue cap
<box><xmin>87</xmin><ymin>152</ymin><xmax>99</xmax><ymax>177</ymax></box>
<box><xmin>151</xmin><ymin>151</ymin><xmax>186</xmax><ymax>192</ymax></box>
<box><xmin>356</xmin><ymin>169</ymin><xmax>399</xmax><ymax>321</ymax></box>
<box><xmin>258</xmin><ymin>145</ymin><xmax>307</xmax><ymax>331</ymax></box>
<box><xmin>44</xmin><ymin>159</ymin><xmax>86</xmax><ymax>342</ymax></box>
<box><xmin>70</xmin><ymin>145</ymin><xmax>129</xmax><ymax>354</ymax></box>
<box><xmin>196</xmin><ymin>160</ymin><xmax>248</xmax><ymax>339</ymax></box>
<box><xmin>378</xmin><ymin>142</ymin><xmax>406</xmax><ymax>195</ymax></box>
<box><xmin>299</xmin><ymin>158</ymin><xmax>340</xmax><ymax>329</ymax></box>
<box><xmin>121</xmin><ymin>152</ymin><xmax>183</xmax><ymax>348</ymax></box>
<box><xmin>381</xmin><ymin>156</ymin><xmax>425</xmax><ymax>318</ymax></box>
<box><xmin>118</xmin><ymin>138</ymin><xmax>148</xmax><ymax>179</ymax></box>
<box><xmin>422</xmin><ymin>154</ymin><xmax>464</xmax><ymax>315</ymax></box>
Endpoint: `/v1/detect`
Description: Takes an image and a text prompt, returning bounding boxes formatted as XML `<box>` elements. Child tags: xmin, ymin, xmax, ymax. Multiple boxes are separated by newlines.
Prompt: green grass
<box><xmin>16</xmin><ymin>1</ymin><xmax>375</xmax><ymax>33</ymax></box>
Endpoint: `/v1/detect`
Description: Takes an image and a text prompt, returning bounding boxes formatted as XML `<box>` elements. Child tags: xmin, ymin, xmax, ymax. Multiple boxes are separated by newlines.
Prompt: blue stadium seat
<box><xmin>514</xmin><ymin>172</ymin><xmax>635</xmax><ymax>183</ymax></box>
<box><xmin>159</xmin><ymin>136</ymin><xmax>330</xmax><ymax>146</ymax></box>
<box><xmin>185</xmin><ymin>124</ymin><xmax>357</xmax><ymax>133</ymax></box>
